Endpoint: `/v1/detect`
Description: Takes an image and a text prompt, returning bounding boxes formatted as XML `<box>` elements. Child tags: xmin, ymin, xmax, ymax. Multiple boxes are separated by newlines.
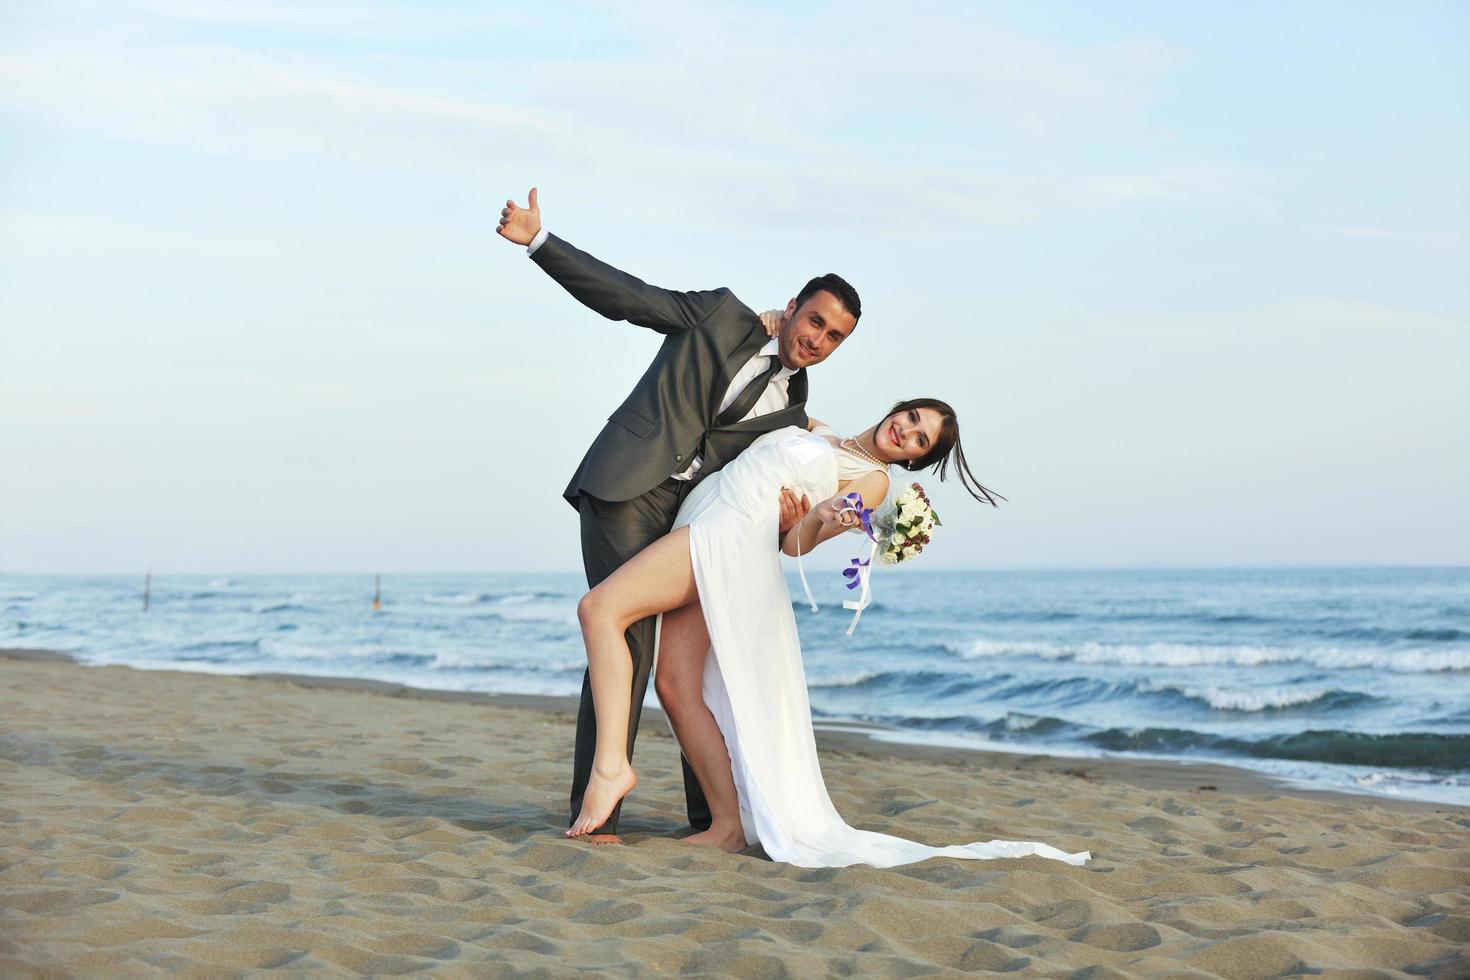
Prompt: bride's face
<box><xmin>876</xmin><ymin>407</ymin><xmax>944</xmax><ymax>462</ymax></box>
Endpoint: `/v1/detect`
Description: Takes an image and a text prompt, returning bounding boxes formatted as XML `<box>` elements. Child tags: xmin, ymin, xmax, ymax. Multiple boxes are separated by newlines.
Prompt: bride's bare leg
<box><xmin>570</xmin><ymin>526</ymin><xmax>699</xmax><ymax>838</ymax></box>
<box><xmin>655</xmin><ymin>601</ymin><xmax>745</xmax><ymax>853</ymax></box>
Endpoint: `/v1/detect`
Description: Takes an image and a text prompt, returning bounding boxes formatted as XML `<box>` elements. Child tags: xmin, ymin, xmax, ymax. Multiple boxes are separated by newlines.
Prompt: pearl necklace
<box><xmin>840</xmin><ymin>436</ymin><xmax>887</xmax><ymax>469</ymax></box>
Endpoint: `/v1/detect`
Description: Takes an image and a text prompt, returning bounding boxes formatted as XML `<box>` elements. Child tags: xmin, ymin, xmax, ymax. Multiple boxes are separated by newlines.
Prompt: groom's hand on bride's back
<box><xmin>497</xmin><ymin>187</ymin><xmax>541</xmax><ymax>246</ymax></box>
<box><xmin>778</xmin><ymin>488</ymin><xmax>811</xmax><ymax>536</ymax></box>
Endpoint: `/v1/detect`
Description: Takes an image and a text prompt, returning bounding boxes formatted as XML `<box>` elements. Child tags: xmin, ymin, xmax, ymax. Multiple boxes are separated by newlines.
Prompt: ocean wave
<box><xmin>807</xmin><ymin>669</ymin><xmax>993</xmax><ymax>699</ymax></box>
<box><xmin>993</xmin><ymin>675</ymin><xmax>1130</xmax><ymax>708</ymax></box>
<box><xmin>1328</xmin><ymin>626</ymin><xmax>1467</xmax><ymax>644</ymax></box>
<box><xmin>968</xmin><ymin>608</ymin><xmax>1287</xmax><ymax>627</ymax></box>
<box><xmin>1082</xmin><ymin>727</ymin><xmax>1470</xmax><ymax>771</ymax></box>
<box><xmin>792</xmin><ymin>598</ymin><xmax>890</xmax><ymax>614</ymax></box>
<box><xmin>485</xmin><ymin>594</ymin><xmax>578</xmax><ymax>623</ymax></box>
<box><xmin>173</xmin><ymin>639</ymin><xmax>262</xmax><ymax>663</ymax></box>
<box><xmin>421</xmin><ymin>591</ymin><xmax>576</xmax><ymax>624</ymax></box>
<box><xmin>424</xmin><ymin>592</ymin><xmax>491</xmax><ymax>606</ymax></box>
<box><xmin>953</xmin><ymin>639</ymin><xmax>1470</xmax><ymax>673</ymax></box>
<box><xmin>256</xmin><ymin>639</ymin><xmax>430</xmax><ymax>664</ymax></box>
<box><xmin>8</xmin><ymin>620</ymin><xmax>66</xmax><ymax>633</ymax></box>
<box><xmin>1352</xmin><ymin>769</ymin><xmax>1467</xmax><ymax>791</ymax></box>
<box><xmin>181</xmin><ymin>639</ymin><xmax>260</xmax><ymax>653</ymax></box>
<box><xmin>255</xmin><ymin>603</ymin><xmax>310</xmax><ymax>614</ymax></box>
<box><xmin>818</xmin><ymin>670</ymin><xmax>1376</xmax><ymax>715</ymax></box>
<box><xmin>258</xmin><ymin>639</ymin><xmax>337</xmax><ymax>661</ymax></box>
<box><xmin>1406</xmin><ymin>628</ymin><xmax>1466</xmax><ymax>642</ymax></box>
<box><xmin>849</xmin><ymin>707</ymin><xmax>1470</xmax><ymax>771</ymax></box>
<box><xmin>806</xmin><ymin>669</ymin><xmax>883</xmax><ymax>688</ymax></box>
<box><xmin>1137</xmin><ymin>681</ymin><xmax>1375</xmax><ymax>713</ymax></box>
<box><xmin>424</xmin><ymin>590</ymin><xmax>568</xmax><ymax>605</ymax></box>
<box><xmin>861</xmin><ymin>711</ymin><xmax>1082</xmax><ymax>739</ymax></box>
<box><xmin>996</xmin><ymin>712</ymin><xmax>1065</xmax><ymax>733</ymax></box>
<box><xmin>974</xmin><ymin>610</ymin><xmax>1080</xmax><ymax>623</ymax></box>
<box><xmin>427</xmin><ymin>649</ymin><xmax>500</xmax><ymax>670</ymax></box>
<box><xmin>429</xmin><ymin>649</ymin><xmax>585</xmax><ymax>672</ymax></box>
<box><xmin>1441</xmin><ymin>710</ymin><xmax>1470</xmax><ymax>724</ymax></box>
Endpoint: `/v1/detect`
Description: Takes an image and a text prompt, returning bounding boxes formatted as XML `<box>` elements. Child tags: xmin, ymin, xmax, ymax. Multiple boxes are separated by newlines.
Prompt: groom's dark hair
<box><xmin>795</xmin><ymin>274</ymin><xmax>861</xmax><ymax>323</ymax></box>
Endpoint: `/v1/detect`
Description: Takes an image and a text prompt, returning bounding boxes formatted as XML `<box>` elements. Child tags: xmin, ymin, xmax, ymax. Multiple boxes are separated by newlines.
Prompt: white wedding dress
<box><xmin>662</xmin><ymin>425</ymin><xmax>1090</xmax><ymax>869</ymax></box>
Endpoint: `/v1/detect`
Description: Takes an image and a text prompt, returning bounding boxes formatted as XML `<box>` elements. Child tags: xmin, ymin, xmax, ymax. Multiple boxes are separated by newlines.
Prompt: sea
<box><xmin>3</xmin><ymin>568</ymin><xmax>1467</xmax><ymax>805</ymax></box>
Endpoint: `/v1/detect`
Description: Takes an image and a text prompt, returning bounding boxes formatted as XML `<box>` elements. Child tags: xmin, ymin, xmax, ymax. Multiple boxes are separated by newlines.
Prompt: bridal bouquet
<box><xmin>874</xmin><ymin>483</ymin><xmax>942</xmax><ymax>564</ymax></box>
<box><xmin>801</xmin><ymin>483</ymin><xmax>944</xmax><ymax>635</ymax></box>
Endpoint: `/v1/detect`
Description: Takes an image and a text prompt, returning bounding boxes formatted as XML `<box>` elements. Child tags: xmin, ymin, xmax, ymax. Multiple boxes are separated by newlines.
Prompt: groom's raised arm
<box><xmin>497</xmin><ymin>187</ymin><xmax>732</xmax><ymax>336</ymax></box>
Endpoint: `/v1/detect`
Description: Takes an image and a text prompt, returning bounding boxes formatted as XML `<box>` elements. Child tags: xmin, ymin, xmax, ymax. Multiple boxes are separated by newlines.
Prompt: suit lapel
<box><xmin>714</xmin><ymin>364</ymin><xmax>808</xmax><ymax>434</ymax></box>
<box><xmin>710</xmin><ymin>321</ymin><xmax>775</xmax><ymax>420</ymax></box>
<box><xmin>718</xmin><ymin>403</ymin><xmax>808</xmax><ymax>434</ymax></box>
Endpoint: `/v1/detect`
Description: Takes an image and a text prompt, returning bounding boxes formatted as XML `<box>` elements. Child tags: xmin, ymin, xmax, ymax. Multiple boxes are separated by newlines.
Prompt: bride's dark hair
<box><xmin>880</xmin><ymin>398</ymin><xmax>1004</xmax><ymax>507</ymax></box>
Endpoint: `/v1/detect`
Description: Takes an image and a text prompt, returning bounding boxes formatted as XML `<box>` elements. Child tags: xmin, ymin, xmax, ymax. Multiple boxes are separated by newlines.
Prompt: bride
<box><xmin>568</xmin><ymin>397</ymin><xmax>1090</xmax><ymax>869</ymax></box>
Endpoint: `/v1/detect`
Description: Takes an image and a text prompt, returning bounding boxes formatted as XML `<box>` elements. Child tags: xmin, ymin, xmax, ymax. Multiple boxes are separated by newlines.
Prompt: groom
<box><xmin>497</xmin><ymin>187</ymin><xmax>861</xmax><ymax>837</ymax></box>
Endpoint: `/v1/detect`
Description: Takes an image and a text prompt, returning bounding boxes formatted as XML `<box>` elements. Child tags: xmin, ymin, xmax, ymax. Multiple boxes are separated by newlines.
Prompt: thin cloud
<box><xmin>1085</xmin><ymin>162</ymin><xmax>1277</xmax><ymax>213</ymax></box>
<box><xmin>0</xmin><ymin>3</ymin><xmax>1206</xmax><ymax>236</ymax></box>
<box><xmin>1328</xmin><ymin>226</ymin><xmax>1468</xmax><ymax>247</ymax></box>
<box><xmin>1074</xmin><ymin>300</ymin><xmax>1468</xmax><ymax>344</ymax></box>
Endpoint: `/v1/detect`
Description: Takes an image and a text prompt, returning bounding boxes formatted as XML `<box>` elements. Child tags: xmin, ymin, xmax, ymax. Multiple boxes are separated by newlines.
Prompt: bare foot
<box><xmin>566</xmin><ymin>764</ymin><xmax>636</xmax><ymax>838</ymax></box>
<box><xmin>678</xmin><ymin>824</ymin><xmax>746</xmax><ymax>853</ymax></box>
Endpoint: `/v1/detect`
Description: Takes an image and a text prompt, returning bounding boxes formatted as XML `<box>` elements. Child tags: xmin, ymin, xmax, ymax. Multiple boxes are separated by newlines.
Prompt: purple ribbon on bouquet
<box><xmin>837</xmin><ymin>493</ymin><xmax>878</xmax><ymax>595</ymax></box>
<box><xmin>793</xmin><ymin>491</ymin><xmax>882</xmax><ymax>633</ymax></box>
<box><xmin>842</xmin><ymin>492</ymin><xmax>878</xmax><ymax>543</ymax></box>
<box><xmin>836</xmin><ymin>492</ymin><xmax>880</xmax><ymax>635</ymax></box>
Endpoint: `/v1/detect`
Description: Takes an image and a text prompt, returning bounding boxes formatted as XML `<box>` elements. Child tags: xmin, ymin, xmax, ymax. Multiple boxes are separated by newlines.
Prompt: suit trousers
<box><xmin>572</xmin><ymin>478</ymin><xmax>712</xmax><ymax>834</ymax></box>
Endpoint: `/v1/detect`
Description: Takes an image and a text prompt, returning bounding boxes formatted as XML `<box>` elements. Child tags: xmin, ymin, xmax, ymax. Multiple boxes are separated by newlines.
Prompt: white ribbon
<box><xmin>793</xmin><ymin>526</ymin><xmax>819</xmax><ymax>613</ymax></box>
<box><xmin>841</xmin><ymin>538</ymin><xmax>880</xmax><ymax>635</ymax></box>
<box><xmin>791</xmin><ymin>497</ymin><xmax>878</xmax><ymax>634</ymax></box>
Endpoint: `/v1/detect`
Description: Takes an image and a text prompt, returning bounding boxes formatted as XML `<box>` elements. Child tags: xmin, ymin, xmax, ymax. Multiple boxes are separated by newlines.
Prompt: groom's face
<box><xmin>777</xmin><ymin>290</ymin><xmax>857</xmax><ymax>370</ymax></box>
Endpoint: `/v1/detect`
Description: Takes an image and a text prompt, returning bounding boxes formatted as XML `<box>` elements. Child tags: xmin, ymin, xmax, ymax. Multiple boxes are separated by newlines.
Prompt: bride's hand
<box><xmin>815</xmin><ymin>495</ymin><xmax>857</xmax><ymax>530</ymax></box>
<box><xmin>758</xmin><ymin>309</ymin><xmax>783</xmax><ymax>337</ymax></box>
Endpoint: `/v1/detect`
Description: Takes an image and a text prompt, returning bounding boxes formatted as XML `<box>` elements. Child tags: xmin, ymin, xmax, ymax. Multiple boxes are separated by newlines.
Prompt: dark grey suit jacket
<box><xmin>531</xmin><ymin>234</ymin><xmax>809</xmax><ymax>509</ymax></box>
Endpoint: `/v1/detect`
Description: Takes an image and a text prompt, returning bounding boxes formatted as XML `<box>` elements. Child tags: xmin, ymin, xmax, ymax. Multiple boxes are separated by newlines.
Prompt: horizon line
<box><xmin>5</xmin><ymin>563</ymin><xmax>1468</xmax><ymax>577</ymax></box>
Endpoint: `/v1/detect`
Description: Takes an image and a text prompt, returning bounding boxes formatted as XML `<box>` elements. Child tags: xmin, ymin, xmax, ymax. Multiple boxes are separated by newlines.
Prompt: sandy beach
<box><xmin>1</xmin><ymin>649</ymin><xmax>1466</xmax><ymax>977</ymax></box>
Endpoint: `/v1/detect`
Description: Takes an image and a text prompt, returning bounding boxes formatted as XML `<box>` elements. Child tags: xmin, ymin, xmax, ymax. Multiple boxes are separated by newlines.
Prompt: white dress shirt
<box><xmin>529</xmin><ymin>229</ymin><xmax>794</xmax><ymax>481</ymax></box>
<box><xmin>674</xmin><ymin>337</ymin><xmax>793</xmax><ymax>480</ymax></box>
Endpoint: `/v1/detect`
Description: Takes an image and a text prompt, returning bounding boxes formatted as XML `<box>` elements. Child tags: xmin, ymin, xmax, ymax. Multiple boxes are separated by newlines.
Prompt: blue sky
<box><xmin>2</xmin><ymin>1</ymin><xmax>1466</xmax><ymax>572</ymax></box>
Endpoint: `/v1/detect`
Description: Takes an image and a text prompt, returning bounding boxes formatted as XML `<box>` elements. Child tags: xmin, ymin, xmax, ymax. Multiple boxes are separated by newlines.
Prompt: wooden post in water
<box><xmin>143</xmin><ymin>569</ymin><xmax>152</xmax><ymax>612</ymax></box>
<box><xmin>373</xmin><ymin>574</ymin><xmax>381</xmax><ymax>613</ymax></box>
